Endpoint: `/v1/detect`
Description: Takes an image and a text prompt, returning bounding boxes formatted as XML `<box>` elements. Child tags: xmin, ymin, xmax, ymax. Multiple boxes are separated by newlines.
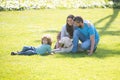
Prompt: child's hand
<box><xmin>50</xmin><ymin>53</ymin><xmax>54</xmax><ymax>55</ymax></box>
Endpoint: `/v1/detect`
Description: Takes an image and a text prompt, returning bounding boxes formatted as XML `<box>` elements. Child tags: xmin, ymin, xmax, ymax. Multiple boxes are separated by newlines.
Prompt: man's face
<box><xmin>74</xmin><ymin>21</ymin><xmax>83</xmax><ymax>28</ymax></box>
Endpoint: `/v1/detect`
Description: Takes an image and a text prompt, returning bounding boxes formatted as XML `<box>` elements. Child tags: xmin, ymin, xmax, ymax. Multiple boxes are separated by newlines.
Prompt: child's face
<box><xmin>42</xmin><ymin>38</ymin><xmax>48</xmax><ymax>44</ymax></box>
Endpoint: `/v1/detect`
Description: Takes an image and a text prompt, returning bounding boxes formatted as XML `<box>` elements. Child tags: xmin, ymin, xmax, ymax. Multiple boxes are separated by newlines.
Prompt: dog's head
<box><xmin>59</xmin><ymin>37</ymin><xmax>72</xmax><ymax>48</ymax></box>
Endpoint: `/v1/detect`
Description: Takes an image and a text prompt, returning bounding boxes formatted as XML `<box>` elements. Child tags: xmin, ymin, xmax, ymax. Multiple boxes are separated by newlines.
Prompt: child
<box><xmin>11</xmin><ymin>34</ymin><xmax>53</xmax><ymax>55</ymax></box>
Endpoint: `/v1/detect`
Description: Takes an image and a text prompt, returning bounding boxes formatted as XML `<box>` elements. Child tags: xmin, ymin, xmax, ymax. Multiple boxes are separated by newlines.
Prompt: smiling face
<box><xmin>42</xmin><ymin>38</ymin><xmax>48</xmax><ymax>44</ymax></box>
<box><xmin>67</xmin><ymin>18</ymin><xmax>74</xmax><ymax>26</ymax></box>
<box><xmin>41</xmin><ymin>34</ymin><xmax>52</xmax><ymax>45</ymax></box>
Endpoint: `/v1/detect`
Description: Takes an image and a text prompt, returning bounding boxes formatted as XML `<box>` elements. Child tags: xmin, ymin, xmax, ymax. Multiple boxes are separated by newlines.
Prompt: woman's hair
<box><xmin>41</xmin><ymin>34</ymin><xmax>52</xmax><ymax>46</ymax></box>
<box><xmin>66</xmin><ymin>14</ymin><xmax>74</xmax><ymax>38</ymax></box>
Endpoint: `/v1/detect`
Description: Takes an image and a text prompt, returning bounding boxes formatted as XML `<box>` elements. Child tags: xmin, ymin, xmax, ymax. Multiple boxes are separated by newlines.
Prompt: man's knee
<box><xmin>81</xmin><ymin>41</ymin><xmax>90</xmax><ymax>50</ymax></box>
<box><xmin>81</xmin><ymin>44</ymin><xmax>89</xmax><ymax>50</ymax></box>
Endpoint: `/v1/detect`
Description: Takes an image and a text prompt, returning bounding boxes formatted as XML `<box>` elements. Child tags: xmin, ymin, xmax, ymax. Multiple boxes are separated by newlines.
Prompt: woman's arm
<box><xmin>61</xmin><ymin>25</ymin><xmax>66</xmax><ymax>38</ymax></box>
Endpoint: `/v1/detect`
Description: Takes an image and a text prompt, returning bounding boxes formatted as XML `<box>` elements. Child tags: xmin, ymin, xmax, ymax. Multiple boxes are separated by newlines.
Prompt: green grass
<box><xmin>0</xmin><ymin>9</ymin><xmax>120</xmax><ymax>80</ymax></box>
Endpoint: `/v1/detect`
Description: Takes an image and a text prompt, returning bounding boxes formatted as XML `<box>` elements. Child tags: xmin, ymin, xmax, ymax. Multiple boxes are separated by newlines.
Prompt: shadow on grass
<box><xmin>15</xmin><ymin>53</ymin><xmax>50</xmax><ymax>56</ymax></box>
<box><xmin>54</xmin><ymin>48</ymin><xmax>120</xmax><ymax>59</ymax></box>
<box><xmin>43</xmin><ymin>30</ymin><xmax>60</xmax><ymax>33</ymax></box>
<box><xmin>96</xmin><ymin>30</ymin><xmax>120</xmax><ymax>36</ymax></box>
<box><xmin>94</xmin><ymin>9</ymin><xmax>120</xmax><ymax>36</ymax></box>
<box><xmin>34</xmin><ymin>40</ymin><xmax>41</xmax><ymax>43</ymax></box>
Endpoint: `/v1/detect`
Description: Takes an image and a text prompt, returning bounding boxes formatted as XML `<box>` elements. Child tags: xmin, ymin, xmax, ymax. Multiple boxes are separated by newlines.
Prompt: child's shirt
<box><xmin>35</xmin><ymin>44</ymin><xmax>51</xmax><ymax>54</ymax></box>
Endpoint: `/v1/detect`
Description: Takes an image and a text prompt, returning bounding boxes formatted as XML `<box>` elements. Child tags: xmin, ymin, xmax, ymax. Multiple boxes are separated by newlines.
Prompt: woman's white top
<box><xmin>61</xmin><ymin>24</ymin><xmax>69</xmax><ymax>39</ymax></box>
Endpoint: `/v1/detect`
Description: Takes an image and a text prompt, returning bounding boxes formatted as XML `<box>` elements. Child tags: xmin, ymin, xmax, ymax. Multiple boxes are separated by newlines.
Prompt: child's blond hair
<box><xmin>41</xmin><ymin>34</ymin><xmax>52</xmax><ymax>46</ymax></box>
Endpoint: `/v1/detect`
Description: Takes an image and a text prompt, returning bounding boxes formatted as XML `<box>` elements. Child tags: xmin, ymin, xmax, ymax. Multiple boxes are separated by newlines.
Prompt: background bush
<box><xmin>0</xmin><ymin>0</ymin><xmax>120</xmax><ymax>11</ymax></box>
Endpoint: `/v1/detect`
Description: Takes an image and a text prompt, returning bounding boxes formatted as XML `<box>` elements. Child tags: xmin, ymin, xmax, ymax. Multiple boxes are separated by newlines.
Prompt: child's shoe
<box><xmin>11</xmin><ymin>52</ymin><xmax>18</xmax><ymax>55</ymax></box>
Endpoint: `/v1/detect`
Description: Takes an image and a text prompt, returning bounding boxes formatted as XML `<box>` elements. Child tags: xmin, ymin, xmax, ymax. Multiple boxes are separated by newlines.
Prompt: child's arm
<box><xmin>47</xmin><ymin>46</ymin><xmax>54</xmax><ymax>55</ymax></box>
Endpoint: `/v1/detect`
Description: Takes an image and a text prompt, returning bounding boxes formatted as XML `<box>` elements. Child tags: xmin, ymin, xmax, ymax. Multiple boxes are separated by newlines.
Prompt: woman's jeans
<box><xmin>18</xmin><ymin>46</ymin><xmax>37</xmax><ymax>55</ymax></box>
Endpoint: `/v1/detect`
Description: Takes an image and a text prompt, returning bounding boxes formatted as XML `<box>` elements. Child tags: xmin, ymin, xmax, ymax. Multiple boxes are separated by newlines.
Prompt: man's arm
<box><xmin>89</xmin><ymin>35</ymin><xmax>95</xmax><ymax>55</ymax></box>
<box><xmin>87</xmin><ymin>22</ymin><xmax>95</xmax><ymax>55</ymax></box>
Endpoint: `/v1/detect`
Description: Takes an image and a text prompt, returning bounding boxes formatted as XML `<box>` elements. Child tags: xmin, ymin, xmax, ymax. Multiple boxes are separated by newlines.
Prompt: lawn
<box><xmin>0</xmin><ymin>9</ymin><xmax>120</xmax><ymax>80</ymax></box>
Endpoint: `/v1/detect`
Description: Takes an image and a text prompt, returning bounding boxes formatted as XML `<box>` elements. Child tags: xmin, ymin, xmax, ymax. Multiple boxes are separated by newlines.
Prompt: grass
<box><xmin>0</xmin><ymin>9</ymin><xmax>120</xmax><ymax>80</ymax></box>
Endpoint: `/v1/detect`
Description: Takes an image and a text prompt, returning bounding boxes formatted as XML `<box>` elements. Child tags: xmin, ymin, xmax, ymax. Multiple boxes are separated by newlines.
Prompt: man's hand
<box><xmin>89</xmin><ymin>35</ymin><xmax>95</xmax><ymax>56</ymax></box>
<box><xmin>87</xmin><ymin>50</ymin><xmax>93</xmax><ymax>56</ymax></box>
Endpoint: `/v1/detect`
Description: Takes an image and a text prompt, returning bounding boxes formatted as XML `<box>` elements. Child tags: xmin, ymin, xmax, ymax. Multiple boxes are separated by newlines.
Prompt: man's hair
<box><xmin>73</xmin><ymin>16</ymin><xmax>83</xmax><ymax>23</ymax></box>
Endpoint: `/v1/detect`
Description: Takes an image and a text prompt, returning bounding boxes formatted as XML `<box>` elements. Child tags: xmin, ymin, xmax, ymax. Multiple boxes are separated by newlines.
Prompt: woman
<box><xmin>54</xmin><ymin>15</ymin><xmax>75</xmax><ymax>49</ymax></box>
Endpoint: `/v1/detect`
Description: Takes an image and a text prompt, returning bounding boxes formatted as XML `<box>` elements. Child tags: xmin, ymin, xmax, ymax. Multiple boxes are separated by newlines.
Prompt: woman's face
<box><xmin>67</xmin><ymin>18</ymin><xmax>73</xmax><ymax>26</ymax></box>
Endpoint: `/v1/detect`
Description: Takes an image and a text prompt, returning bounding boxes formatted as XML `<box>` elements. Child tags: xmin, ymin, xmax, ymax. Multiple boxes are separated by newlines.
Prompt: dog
<box><xmin>52</xmin><ymin>37</ymin><xmax>73</xmax><ymax>53</ymax></box>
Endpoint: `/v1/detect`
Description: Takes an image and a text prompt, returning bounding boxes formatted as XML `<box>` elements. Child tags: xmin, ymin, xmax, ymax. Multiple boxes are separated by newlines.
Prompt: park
<box><xmin>0</xmin><ymin>0</ymin><xmax>120</xmax><ymax>80</ymax></box>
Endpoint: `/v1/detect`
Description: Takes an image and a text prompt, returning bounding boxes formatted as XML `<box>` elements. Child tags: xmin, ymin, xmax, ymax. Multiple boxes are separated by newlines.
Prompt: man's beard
<box><xmin>78</xmin><ymin>26</ymin><xmax>82</xmax><ymax>28</ymax></box>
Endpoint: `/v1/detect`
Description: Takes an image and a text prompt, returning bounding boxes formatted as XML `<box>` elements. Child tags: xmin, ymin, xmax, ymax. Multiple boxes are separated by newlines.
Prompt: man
<box><xmin>72</xmin><ymin>16</ymin><xmax>100</xmax><ymax>55</ymax></box>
